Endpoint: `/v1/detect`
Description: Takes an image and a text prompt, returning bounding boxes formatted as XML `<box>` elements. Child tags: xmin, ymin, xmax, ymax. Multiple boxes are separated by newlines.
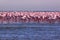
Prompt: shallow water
<box><xmin>0</xmin><ymin>23</ymin><xmax>60</xmax><ymax>40</ymax></box>
<box><xmin>0</xmin><ymin>23</ymin><xmax>60</xmax><ymax>27</ymax></box>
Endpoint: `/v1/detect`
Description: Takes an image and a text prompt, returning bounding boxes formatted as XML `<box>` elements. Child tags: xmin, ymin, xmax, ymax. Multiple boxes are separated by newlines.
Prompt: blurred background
<box><xmin>0</xmin><ymin>0</ymin><xmax>60</xmax><ymax>11</ymax></box>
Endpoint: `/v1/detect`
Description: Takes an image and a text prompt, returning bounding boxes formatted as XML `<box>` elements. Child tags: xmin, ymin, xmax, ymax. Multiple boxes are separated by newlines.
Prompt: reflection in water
<box><xmin>0</xmin><ymin>23</ymin><xmax>60</xmax><ymax>27</ymax></box>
